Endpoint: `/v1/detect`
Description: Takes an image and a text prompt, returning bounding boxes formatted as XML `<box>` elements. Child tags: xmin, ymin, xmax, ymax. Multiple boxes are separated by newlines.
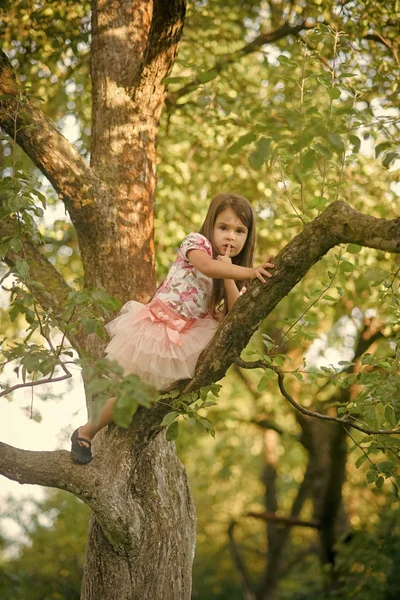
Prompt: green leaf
<box><xmin>228</xmin><ymin>132</ymin><xmax>256</xmax><ymax>155</ymax></box>
<box><xmin>308</xmin><ymin>196</ymin><xmax>329</xmax><ymax>210</ymax></box>
<box><xmin>199</xmin><ymin>417</ymin><xmax>215</xmax><ymax>437</ymax></box>
<box><xmin>83</xmin><ymin>319</ymin><xmax>101</xmax><ymax>334</ymax></box>
<box><xmin>340</xmin><ymin>260</ymin><xmax>355</xmax><ymax>273</ymax></box>
<box><xmin>349</xmin><ymin>135</ymin><xmax>361</xmax><ymax>153</ymax></box>
<box><xmin>197</xmin><ymin>69</ymin><xmax>218</xmax><ymax>84</ymax></box>
<box><xmin>313</xmin><ymin>143</ymin><xmax>332</xmax><ymax>159</ymax></box>
<box><xmin>302</xmin><ymin>149</ymin><xmax>316</xmax><ymax>171</ymax></box>
<box><xmin>385</xmin><ymin>405</ymin><xmax>397</xmax><ymax>427</ymax></box>
<box><xmin>278</xmin><ymin>54</ymin><xmax>297</xmax><ymax>67</ymax></box>
<box><xmin>327</xmin><ymin>133</ymin><xmax>345</xmax><ymax>153</ymax></box>
<box><xmin>257</xmin><ymin>374</ymin><xmax>269</xmax><ymax>392</ymax></box>
<box><xmin>355</xmin><ymin>454</ymin><xmax>367</xmax><ymax>468</ymax></box>
<box><xmin>15</xmin><ymin>258</ymin><xmax>29</xmax><ymax>279</ymax></box>
<box><xmin>375</xmin><ymin>142</ymin><xmax>392</xmax><ymax>158</ymax></box>
<box><xmin>10</xmin><ymin>237</ymin><xmax>22</xmax><ymax>252</ymax></box>
<box><xmin>113</xmin><ymin>397</ymin><xmax>138</xmax><ymax>428</ymax></box>
<box><xmin>162</xmin><ymin>76</ymin><xmax>185</xmax><ymax>85</ymax></box>
<box><xmin>166</xmin><ymin>420</ymin><xmax>179</xmax><ymax>441</ymax></box>
<box><xmin>377</xmin><ymin>461</ymin><xmax>396</xmax><ymax>477</ymax></box>
<box><xmin>87</xmin><ymin>377</ymin><xmax>111</xmax><ymax>396</ymax></box>
<box><xmin>248</xmin><ymin>137</ymin><xmax>271</xmax><ymax>171</ymax></box>
<box><xmin>161</xmin><ymin>411</ymin><xmax>180</xmax><ymax>427</ymax></box>
<box><xmin>382</xmin><ymin>152</ymin><xmax>398</xmax><ymax>168</ymax></box>
<box><xmin>327</xmin><ymin>87</ymin><xmax>341</xmax><ymax>99</ymax></box>
<box><xmin>257</xmin><ymin>369</ymin><xmax>274</xmax><ymax>392</ymax></box>
<box><xmin>366</xmin><ymin>467</ymin><xmax>378</xmax><ymax>483</ymax></box>
<box><xmin>346</xmin><ymin>244</ymin><xmax>361</xmax><ymax>254</ymax></box>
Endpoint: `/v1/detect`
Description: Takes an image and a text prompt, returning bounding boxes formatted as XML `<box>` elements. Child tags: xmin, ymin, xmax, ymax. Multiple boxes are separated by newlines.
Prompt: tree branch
<box><xmin>165</xmin><ymin>20</ymin><xmax>317</xmax><ymax>107</ymax></box>
<box><xmin>0</xmin><ymin>217</ymin><xmax>85</xmax><ymax>350</ymax></box>
<box><xmin>0</xmin><ymin>48</ymin><xmax>107</xmax><ymax>231</ymax></box>
<box><xmin>246</xmin><ymin>510</ymin><xmax>321</xmax><ymax>529</ymax></box>
<box><xmin>0</xmin><ymin>442</ymin><xmax>96</xmax><ymax>499</ymax></box>
<box><xmin>364</xmin><ymin>33</ymin><xmax>399</xmax><ymax>65</ymax></box>
<box><xmin>235</xmin><ymin>358</ymin><xmax>400</xmax><ymax>436</ymax></box>
<box><xmin>187</xmin><ymin>200</ymin><xmax>400</xmax><ymax>392</ymax></box>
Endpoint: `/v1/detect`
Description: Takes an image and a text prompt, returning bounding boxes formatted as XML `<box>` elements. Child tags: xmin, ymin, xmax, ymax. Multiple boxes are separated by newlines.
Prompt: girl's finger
<box><xmin>257</xmin><ymin>272</ymin><xmax>266</xmax><ymax>283</ymax></box>
<box><xmin>225</xmin><ymin>244</ymin><xmax>231</xmax><ymax>255</ymax></box>
<box><xmin>260</xmin><ymin>268</ymin><xmax>272</xmax><ymax>277</ymax></box>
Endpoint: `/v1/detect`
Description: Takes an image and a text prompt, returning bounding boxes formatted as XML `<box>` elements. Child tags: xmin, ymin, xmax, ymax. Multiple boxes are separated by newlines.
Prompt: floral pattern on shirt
<box><xmin>155</xmin><ymin>233</ymin><xmax>214</xmax><ymax>320</ymax></box>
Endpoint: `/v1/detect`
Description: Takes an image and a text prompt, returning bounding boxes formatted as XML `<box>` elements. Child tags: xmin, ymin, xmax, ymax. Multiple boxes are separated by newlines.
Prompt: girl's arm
<box><xmin>187</xmin><ymin>250</ymin><xmax>274</xmax><ymax>283</ymax></box>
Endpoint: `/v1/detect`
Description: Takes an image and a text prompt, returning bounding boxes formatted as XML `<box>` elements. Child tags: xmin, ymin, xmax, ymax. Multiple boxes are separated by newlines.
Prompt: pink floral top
<box><xmin>154</xmin><ymin>233</ymin><xmax>214</xmax><ymax>320</ymax></box>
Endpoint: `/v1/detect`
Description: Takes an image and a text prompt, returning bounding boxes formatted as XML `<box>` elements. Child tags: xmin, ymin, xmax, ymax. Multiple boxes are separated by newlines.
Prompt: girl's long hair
<box><xmin>199</xmin><ymin>193</ymin><xmax>256</xmax><ymax>316</ymax></box>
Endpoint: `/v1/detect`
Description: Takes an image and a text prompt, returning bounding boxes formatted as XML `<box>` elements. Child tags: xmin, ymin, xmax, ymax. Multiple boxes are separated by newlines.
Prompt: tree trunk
<box><xmin>300</xmin><ymin>416</ymin><xmax>348</xmax><ymax>565</ymax></box>
<box><xmin>81</xmin><ymin>429</ymin><xmax>196</xmax><ymax>599</ymax></box>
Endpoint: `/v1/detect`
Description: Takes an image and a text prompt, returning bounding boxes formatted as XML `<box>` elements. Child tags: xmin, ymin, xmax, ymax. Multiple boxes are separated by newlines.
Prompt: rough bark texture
<box><xmin>82</xmin><ymin>432</ymin><xmax>196</xmax><ymax>600</ymax></box>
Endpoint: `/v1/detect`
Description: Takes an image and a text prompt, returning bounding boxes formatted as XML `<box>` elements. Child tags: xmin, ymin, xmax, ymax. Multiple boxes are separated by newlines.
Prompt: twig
<box><xmin>282</xmin><ymin>248</ymin><xmax>343</xmax><ymax>341</ymax></box>
<box><xmin>246</xmin><ymin>510</ymin><xmax>321</xmax><ymax>529</ymax></box>
<box><xmin>0</xmin><ymin>372</ymin><xmax>72</xmax><ymax>397</ymax></box>
<box><xmin>235</xmin><ymin>358</ymin><xmax>400</xmax><ymax>436</ymax></box>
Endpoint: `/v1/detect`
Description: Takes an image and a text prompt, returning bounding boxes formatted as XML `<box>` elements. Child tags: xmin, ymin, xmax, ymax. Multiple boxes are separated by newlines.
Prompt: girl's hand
<box><xmin>250</xmin><ymin>256</ymin><xmax>275</xmax><ymax>283</ymax></box>
<box><xmin>216</xmin><ymin>244</ymin><xmax>232</xmax><ymax>264</ymax></box>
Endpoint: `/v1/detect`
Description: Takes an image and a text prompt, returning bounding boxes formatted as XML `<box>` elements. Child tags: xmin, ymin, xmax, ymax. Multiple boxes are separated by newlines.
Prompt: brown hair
<box><xmin>199</xmin><ymin>193</ymin><xmax>256</xmax><ymax>316</ymax></box>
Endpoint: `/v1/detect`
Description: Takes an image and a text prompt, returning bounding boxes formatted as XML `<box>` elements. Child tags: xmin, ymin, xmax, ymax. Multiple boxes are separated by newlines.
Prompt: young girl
<box><xmin>71</xmin><ymin>193</ymin><xmax>274</xmax><ymax>463</ymax></box>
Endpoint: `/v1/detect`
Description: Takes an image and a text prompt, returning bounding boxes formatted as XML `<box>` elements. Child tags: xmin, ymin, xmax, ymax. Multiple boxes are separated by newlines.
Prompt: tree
<box><xmin>0</xmin><ymin>1</ymin><xmax>399</xmax><ymax>598</ymax></box>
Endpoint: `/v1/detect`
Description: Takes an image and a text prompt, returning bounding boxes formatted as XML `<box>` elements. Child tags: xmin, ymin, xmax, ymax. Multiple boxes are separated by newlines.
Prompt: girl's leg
<box><xmin>77</xmin><ymin>395</ymin><xmax>117</xmax><ymax>443</ymax></box>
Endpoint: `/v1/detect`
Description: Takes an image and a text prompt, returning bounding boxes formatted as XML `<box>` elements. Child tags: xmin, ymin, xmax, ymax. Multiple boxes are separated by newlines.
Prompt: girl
<box><xmin>71</xmin><ymin>193</ymin><xmax>274</xmax><ymax>463</ymax></box>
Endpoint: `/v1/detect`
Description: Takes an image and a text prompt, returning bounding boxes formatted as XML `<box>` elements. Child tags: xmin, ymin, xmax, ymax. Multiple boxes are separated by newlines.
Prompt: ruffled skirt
<box><xmin>105</xmin><ymin>298</ymin><xmax>219</xmax><ymax>390</ymax></box>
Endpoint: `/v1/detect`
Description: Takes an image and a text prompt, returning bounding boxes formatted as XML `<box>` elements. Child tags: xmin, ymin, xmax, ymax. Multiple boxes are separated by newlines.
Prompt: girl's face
<box><xmin>213</xmin><ymin>208</ymin><xmax>248</xmax><ymax>257</ymax></box>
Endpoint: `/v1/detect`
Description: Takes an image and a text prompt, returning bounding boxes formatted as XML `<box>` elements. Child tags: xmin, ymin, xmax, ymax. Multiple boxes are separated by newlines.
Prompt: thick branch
<box><xmin>0</xmin><ymin>49</ymin><xmax>106</xmax><ymax>231</ymax></box>
<box><xmin>0</xmin><ymin>217</ymin><xmax>84</xmax><ymax>350</ymax></box>
<box><xmin>0</xmin><ymin>442</ymin><xmax>96</xmax><ymax>499</ymax></box>
<box><xmin>186</xmin><ymin>201</ymin><xmax>400</xmax><ymax>392</ymax></box>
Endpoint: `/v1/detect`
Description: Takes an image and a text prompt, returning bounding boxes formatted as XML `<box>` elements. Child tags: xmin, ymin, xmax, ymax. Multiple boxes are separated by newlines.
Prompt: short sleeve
<box><xmin>178</xmin><ymin>233</ymin><xmax>212</xmax><ymax>262</ymax></box>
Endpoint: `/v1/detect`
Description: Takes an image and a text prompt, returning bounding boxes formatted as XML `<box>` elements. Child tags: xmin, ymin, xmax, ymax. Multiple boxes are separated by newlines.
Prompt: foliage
<box><xmin>1</xmin><ymin>0</ymin><xmax>400</xmax><ymax>597</ymax></box>
<box><xmin>0</xmin><ymin>490</ymin><xmax>89</xmax><ymax>600</ymax></box>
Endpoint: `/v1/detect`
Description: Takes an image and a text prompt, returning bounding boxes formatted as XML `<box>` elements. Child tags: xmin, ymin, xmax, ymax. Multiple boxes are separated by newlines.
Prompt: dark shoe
<box><xmin>70</xmin><ymin>428</ymin><xmax>93</xmax><ymax>464</ymax></box>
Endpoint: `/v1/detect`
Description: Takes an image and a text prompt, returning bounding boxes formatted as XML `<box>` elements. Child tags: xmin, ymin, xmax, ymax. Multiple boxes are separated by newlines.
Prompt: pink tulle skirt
<box><xmin>105</xmin><ymin>298</ymin><xmax>219</xmax><ymax>390</ymax></box>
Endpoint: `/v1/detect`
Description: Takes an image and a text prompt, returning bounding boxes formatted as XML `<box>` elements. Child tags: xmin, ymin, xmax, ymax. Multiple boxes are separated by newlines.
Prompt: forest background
<box><xmin>0</xmin><ymin>0</ymin><xmax>400</xmax><ymax>599</ymax></box>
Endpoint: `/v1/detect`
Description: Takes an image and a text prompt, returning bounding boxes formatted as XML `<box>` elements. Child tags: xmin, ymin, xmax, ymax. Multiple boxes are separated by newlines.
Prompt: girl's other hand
<box><xmin>216</xmin><ymin>244</ymin><xmax>232</xmax><ymax>264</ymax></box>
<box><xmin>250</xmin><ymin>256</ymin><xmax>275</xmax><ymax>283</ymax></box>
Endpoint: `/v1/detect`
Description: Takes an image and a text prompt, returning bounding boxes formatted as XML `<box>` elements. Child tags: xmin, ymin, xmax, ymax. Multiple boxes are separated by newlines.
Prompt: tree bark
<box><xmin>82</xmin><ymin>431</ymin><xmax>196</xmax><ymax>600</ymax></box>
